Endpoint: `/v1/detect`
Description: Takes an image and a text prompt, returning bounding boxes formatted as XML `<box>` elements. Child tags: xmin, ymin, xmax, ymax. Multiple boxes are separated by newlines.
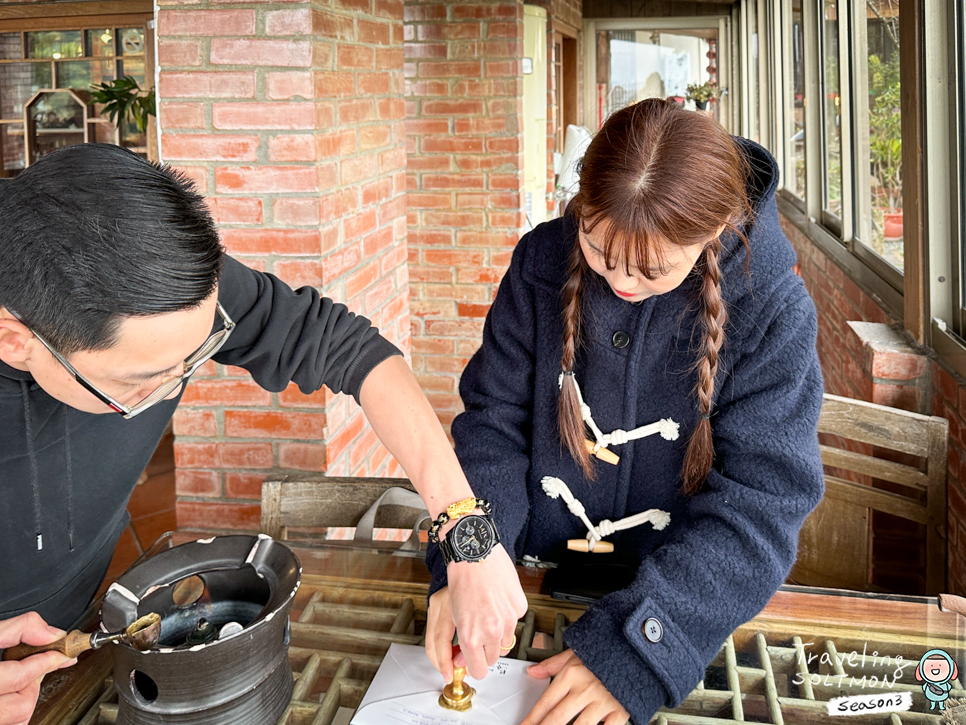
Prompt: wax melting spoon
<box><xmin>2</xmin><ymin>612</ymin><xmax>162</xmax><ymax>661</ymax></box>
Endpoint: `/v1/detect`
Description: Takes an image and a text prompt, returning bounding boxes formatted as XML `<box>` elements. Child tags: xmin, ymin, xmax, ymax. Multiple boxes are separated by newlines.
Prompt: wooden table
<box><xmin>31</xmin><ymin>535</ymin><xmax>966</xmax><ymax>725</ymax></box>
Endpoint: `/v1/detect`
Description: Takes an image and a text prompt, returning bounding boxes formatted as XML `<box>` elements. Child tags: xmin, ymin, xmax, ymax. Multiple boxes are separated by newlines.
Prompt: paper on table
<box><xmin>350</xmin><ymin>643</ymin><xmax>549</xmax><ymax>725</ymax></box>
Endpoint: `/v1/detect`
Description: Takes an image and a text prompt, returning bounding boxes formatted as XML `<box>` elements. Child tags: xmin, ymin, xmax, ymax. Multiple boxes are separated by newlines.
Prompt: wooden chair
<box><xmin>260</xmin><ymin>474</ymin><xmax>429</xmax><ymax>549</ymax></box>
<box><xmin>790</xmin><ymin>393</ymin><xmax>948</xmax><ymax>594</ymax></box>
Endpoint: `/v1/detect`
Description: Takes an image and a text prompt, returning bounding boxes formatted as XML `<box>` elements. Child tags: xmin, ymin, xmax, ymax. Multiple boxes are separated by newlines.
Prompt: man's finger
<box><xmin>0</xmin><ymin>677</ymin><xmax>42</xmax><ymax>725</ymax></box>
<box><xmin>459</xmin><ymin>639</ymin><xmax>490</xmax><ymax>681</ymax></box>
<box><xmin>0</xmin><ymin>652</ymin><xmax>71</xmax><ymax>693</ymax></box>
<box><xmin>433</xmin><ymin>622</ymin><xmax>456</xmax><ymax>683</ymax></box>
<box><xmin>603</xmin><ymin>711</ymin><xmax>630</xmax><ymax>725</ymax></box>
<box><xmin>0</xmin><ymin>612</ymin><xmax>62</xmax><ymax>650</ymax></box>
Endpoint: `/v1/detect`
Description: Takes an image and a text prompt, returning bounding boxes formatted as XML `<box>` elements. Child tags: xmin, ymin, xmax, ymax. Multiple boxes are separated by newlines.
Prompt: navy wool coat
<box><xmin>425</xmin><ymin>138</ymin><xmax>825</xmax><ymax>723</ymax></box>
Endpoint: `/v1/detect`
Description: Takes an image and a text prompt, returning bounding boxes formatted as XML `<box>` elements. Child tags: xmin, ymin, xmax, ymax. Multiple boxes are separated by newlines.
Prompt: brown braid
<box><xmin>558</xmin><ymin>238</ymin><xmax>595</xmax><ymax>479</ymax></box>
<box><xmin>681</xmin><ymin>242</ymin><xmax>726</xmax><ymax>494</ymax></box>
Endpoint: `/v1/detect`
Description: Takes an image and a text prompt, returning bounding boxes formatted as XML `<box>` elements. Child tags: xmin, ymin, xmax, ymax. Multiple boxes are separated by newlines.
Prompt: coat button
<box><xmin>642</xmin><ymin>618</ymin><xmax>663</xmax><ymax>643</ymax></box>
<box><xmin>612</xmin><ymin>331</ymin><xmax>630</xmax><ymax>349</ymax></box>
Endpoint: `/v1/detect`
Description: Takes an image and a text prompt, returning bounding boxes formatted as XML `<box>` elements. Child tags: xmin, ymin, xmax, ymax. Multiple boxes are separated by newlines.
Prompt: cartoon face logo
<box><xmin>916</xmin><ymin>650</ymin><xmax>959</xmax><ymax>711</ymax></box>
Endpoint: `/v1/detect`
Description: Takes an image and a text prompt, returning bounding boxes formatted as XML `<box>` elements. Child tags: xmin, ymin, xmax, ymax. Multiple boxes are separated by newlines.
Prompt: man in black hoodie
<box><xmin>0</xmin><ymin>144</ymin><xmax>526</xmax><ymax>724</ymax></box>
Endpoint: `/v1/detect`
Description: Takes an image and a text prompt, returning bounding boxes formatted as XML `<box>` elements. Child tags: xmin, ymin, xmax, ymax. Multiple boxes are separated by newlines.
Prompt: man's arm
<box><xmin>358</xmin><ymin>355</ymin><xmax>528</xmax><ymax>680</ymax></box>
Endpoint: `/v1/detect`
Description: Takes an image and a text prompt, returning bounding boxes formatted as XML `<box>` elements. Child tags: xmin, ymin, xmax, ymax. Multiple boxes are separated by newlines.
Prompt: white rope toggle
<box><xmin>542</xmin><ymin>476</ymin><xmax>671</xmax><ymax>551</ymax></box>
<box><xmin>558</xmin><ymin>372</ymin><xmax>679</xmax><ymax>454</ymax></box>
<box><xmin>542</xmin><ymin>476</ymin><xmax>599</xmax><ymax>540</ymax></box>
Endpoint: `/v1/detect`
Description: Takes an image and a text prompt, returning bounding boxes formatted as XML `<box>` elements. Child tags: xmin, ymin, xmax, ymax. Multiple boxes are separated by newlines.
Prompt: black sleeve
<box><xmin>213</xmin><ymin>256</ymin><xmax>402</xmax><ymax>402</ymax></box>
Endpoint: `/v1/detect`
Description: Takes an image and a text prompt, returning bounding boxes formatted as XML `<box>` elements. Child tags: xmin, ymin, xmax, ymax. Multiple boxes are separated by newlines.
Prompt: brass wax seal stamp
<box><xmin>439</xmin><ymin>665</ymin><xmax>475</xmax><ymax>712</ymax></box>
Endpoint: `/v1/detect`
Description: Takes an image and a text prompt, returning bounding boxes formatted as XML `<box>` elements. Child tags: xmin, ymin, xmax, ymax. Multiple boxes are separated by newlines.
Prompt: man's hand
<box><xmin>522</xmin><ymin>649</ymin><xmax>629</xmax><ymax>725</ymax></box>
<box><xmin>445</xmin><ymin>544</ymin><xmax>528</xmax><ymax>681</ymax></box>
<box><xmin>425</xmin><ymin>587</ymin><xmax>458</xmax><ymax>683</ymax></box>
<box><xmin>0</xmin><ymin>613</ymin><xmax>76</xmax><ymax>725</ymax></box>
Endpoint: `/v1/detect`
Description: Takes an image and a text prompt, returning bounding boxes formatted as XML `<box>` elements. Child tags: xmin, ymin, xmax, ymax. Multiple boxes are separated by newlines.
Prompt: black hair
<box><xmin>0</xmin><ymin>143</ymin><xmax>223</xmax><ymax>354</ymax></box>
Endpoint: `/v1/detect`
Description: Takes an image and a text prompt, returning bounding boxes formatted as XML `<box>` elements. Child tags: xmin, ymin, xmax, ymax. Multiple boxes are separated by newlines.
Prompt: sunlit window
<box><xmin>821</xmin><ymin>0</ymin><xmax>842</xmax><ymax>220</ymax></box>
<box><xmin>0</xmin><ymin>26</ymin><xmax>147</xmax><ymax>177</ymax></box>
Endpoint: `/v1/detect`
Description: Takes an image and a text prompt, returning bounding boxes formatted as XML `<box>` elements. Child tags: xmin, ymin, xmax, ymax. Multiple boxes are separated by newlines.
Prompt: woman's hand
<box><xmin>445</xmin><ymin>543</ymin><xmax>528</xmax><ymax>680</ymax></box>
<box><xmin>522</xmin><ymin>649</ymin><xmax>630</xmax><ymax>725</ymax></box>
<box><xmin>0</xmin><ymin>612</ymin><xmax>77</xmax><ymax>725</ymax></box>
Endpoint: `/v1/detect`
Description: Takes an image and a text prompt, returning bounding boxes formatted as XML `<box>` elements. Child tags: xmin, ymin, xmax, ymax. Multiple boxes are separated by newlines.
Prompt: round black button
<box><xmin>612</xmin><ymin>331</ymin><xmax>630</xmax><ymax>349</ymax></box>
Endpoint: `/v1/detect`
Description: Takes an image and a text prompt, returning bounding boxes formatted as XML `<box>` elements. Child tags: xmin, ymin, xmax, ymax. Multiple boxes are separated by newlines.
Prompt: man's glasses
<box><xmin>9</xmin><ymin>302</ymin><xmax>235</xmax><ymax>419</ymax></box>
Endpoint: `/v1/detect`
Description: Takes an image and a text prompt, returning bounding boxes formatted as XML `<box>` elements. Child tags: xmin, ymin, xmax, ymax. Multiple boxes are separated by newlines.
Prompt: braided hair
<box><xmin>559</xmin><ymin>99</ymin><xmax>753</xmax><ymax>494</ymax></box>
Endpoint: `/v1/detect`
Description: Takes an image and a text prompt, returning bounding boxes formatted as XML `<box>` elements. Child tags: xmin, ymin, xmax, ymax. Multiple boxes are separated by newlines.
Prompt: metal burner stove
<box><xmin>32</xmin><ymin>537</ymin><xmax>966</xmax><ymax>725</ymax></box>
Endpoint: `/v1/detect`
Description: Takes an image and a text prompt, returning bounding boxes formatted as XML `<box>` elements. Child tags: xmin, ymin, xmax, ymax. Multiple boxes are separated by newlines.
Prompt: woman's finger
<box><xmin>527</xmin><ymin>690</ymin><xmax>587</xmax><ymax>725</ymax></box>
<box><xmin>527</xmin><ymin>650</ymin><xmax>573</xmax><ymax>679</ymax></box>
<box><xmin>520</xmin><ymin>674</ymin><xmax>571</xmax><ymax>725</ymax></box>
<box><xmin>573</xmin><ymin>702</ymin><xmax>610</xmax><ymax>725</ymax></box>
<box><xmin>603</xmin><ymin>710</ymin><xmax>631</xmax><ymax>725</ymax></box>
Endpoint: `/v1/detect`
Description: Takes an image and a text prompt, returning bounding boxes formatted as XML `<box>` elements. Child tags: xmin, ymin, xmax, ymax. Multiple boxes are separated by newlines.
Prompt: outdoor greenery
<box><xmin>685</xmin><ymin>80</ymin><xmax>721</xmax><ymax>104</ymax></box>
<box><xmin>89</xmin><ymin>76</ymin><xmax>155</xmax><ymax>133</ymax></box>
<box><xmin>868</xmin><ymin>52</ymin><xmax>902</xmax><ymax>212</ymax></box>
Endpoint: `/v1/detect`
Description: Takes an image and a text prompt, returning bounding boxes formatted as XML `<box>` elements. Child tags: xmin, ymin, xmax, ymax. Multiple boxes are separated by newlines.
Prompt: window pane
<box><xmin>595</xmin><ymin>29</ymin><xmax>716</xmax><ymax>123</ymax></box>
<box><xmin>26</xmin><ymin>31</ymin><xmax>83</xmax><ymax>60</ymax></box>
<box><xmin>86</xmin><ymin>29</ymin><xmax>115</xmax><ymax>58</ymax></box>
<box><xmin>822</xmin><ymin>0</ymin><xmax>842</xmax><ymax>218</ymax></box>
<box><xmin>56</xmin><ymin>60</ymin><xmax>114</xmax><ymax>90</ymax></box>
<box><xmin>0</xmin><ymin>33</ymin><xmax>22</xmax><ymax>60</ymax></box>
<box><xmin>118</xmin><ymin>57</ymin><xmax>145</xmax><ymax>85</ymax></box>
<box><xmin>1</xmin><ymin>124</ymin><xmax>25</xmax><ymax>177</ymax></box>
<box><xmin>865</xmin><ymin>0</ymin><xmax>902</xmax><ymax>270</ymax></box>
<box><xmin>749</xmin><ymin>0</ymin><xmax>760</xmax><ymax>142</ymax></box>
<box><xmin>789</xmin><ymin>0</ymin><xmax>806</xmax><ymax>198</ymax></box>
<box><xmin>0</xmin><ymin>63</ymin><xmax>53</xmax><ymax>119</ymax></box>
<box><xmin>118</xmin><ymin>28</ymin><xmax>145</xmax><ymax>56</ymax></box>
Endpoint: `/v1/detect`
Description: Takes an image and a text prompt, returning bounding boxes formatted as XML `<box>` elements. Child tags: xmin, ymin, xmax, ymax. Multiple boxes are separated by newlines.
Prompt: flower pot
<box><xmin>694</xmin><ymin>100</ymin><xmax>708</xmax><ymax>111</ymax></box>
<box><xmin>883</xmin><ymin>211</ymin><xmax>903</xmax><ymax>239</ymax></box>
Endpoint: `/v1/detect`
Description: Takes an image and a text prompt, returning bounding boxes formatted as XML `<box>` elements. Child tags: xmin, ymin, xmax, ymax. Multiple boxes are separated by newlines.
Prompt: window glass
<box><xmin>864</xmin><ymin>0</ymin><xmax>902</xmax><ymax>270</ymax></box>
<box><xmin>56</xmin><ymin>60</ymin><xmax>114</xmax><ymax>90</ymax></box>
<box><xmin>26</xmin><ymin>31</ymin><xmax>82</xmax><ymax>60</ymax></box>
<box><xmin>789</xmin><ymin>0</ymin><xmax>806</xmax><ymax>198</ymax></box>
<box><xmin>0</xmin><ymin>33</ymin><xmax>21</xmax><ymax>61</ymax></box>
<box><xmin>821</xmin><ymin>0</ymin><xmax>842</xmax><ymax>218</ymax></box>
<box><xmin>749</xmin><ymin>0</ymin><xmax>760</xmax><ymax>142</ymax></box>
<box><xmin>594</xmin><ymin>28</ymin><xmax>717</xmax><ymax>122</ymax></box>
<box><xmin>86</xmin><ymin>29</ymin><xmax>114</xmax><ymax>58</ymax></box>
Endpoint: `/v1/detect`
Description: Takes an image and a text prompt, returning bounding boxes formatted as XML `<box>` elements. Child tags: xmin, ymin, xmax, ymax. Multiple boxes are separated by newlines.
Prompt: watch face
<box><xmin>451</xmin><ymin>515</ymin><xmax>494</xmax><ymax>562</ymax></box>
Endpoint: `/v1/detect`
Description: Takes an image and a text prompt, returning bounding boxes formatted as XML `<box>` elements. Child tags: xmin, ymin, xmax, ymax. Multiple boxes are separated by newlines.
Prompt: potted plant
<box><xmin>685</xmin><ymin>80</ymin><xmax>721</xmax><ymax>111</ymax></box>
<box><xmin>89</xmin><ymin>76</ymin><xmax>157</xmax><ymax>161</ymax></box>
<box><xmin>867</xmin><ymin>53</ymin><xmax>902</xmax><ymax>240</ymax></box>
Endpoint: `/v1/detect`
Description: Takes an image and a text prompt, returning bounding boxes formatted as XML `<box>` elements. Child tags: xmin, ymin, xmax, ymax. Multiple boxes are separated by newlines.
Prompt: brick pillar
<box><xmin>404</xmin><ymin>0</ymin><xmax>525</xmax><ymax>426</ymax></box>
<box><xmin>158</xmin><ymin>0</ymin><xmax>409</xmax><ymax>531</ymax></box>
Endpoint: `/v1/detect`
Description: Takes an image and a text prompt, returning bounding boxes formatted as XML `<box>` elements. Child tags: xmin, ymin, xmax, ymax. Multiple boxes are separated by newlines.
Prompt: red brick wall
<box><xmin>159</xmin><ymin>0</ymin><xmax>410</xmax><ymax>531</ymax></box>
<box><xmin>403</xmin><ymin>1</ymin><xmax>526</xmax><ymax>426</ymax></box>
<box><xmin>782</xmin><ymin>214</ymin><xmax>966</xmax><ymax>597</ymax></box>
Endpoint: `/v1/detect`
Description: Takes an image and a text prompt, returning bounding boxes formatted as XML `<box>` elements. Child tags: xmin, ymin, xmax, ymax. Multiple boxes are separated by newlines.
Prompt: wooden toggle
<box><xmin>566</xmin><ymin>539</ymin><xmax>615</xmax><ymax>553</ymax></box>
<box><xmin>584</xmin><ymin>439</ymin><xmax>619</xmax><ymax>465</ymax></box>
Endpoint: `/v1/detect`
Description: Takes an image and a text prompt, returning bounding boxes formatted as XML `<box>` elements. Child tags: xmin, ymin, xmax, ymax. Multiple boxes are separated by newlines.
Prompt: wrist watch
<box><xmin>438</xmin><ymin>512</ymin><xmax>501</xmax><ymax>564</ymax></box>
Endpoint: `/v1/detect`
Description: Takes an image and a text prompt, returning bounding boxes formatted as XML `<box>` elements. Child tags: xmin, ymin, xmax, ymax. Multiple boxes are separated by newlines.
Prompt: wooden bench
<box><xmin>789</xmin><ymin>393</ymin><xmax>948</xmax><ymax>594</ymax></box>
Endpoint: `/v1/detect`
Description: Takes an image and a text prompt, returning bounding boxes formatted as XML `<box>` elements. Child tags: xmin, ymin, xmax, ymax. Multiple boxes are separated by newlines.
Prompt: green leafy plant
<box><xmin>868</xmin><ymin>53</ymin><xmax>901</xmax><ymax>212</ymax></box>
<box><xmin>89</xmin><ymin>76</ymin><xmax>156</xmax><ymax>133</ymax></box>
<box><xmin>685</xmin><ymin>80</ymin><xmax>721</xmax><ymax>104</ymax></box>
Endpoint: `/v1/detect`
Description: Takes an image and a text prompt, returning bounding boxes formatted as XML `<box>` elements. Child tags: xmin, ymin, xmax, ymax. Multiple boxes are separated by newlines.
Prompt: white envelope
<box><xmin>350</xmin><ymin>643</ymin><xmax>550</xmax><ymax>725</ymax></box>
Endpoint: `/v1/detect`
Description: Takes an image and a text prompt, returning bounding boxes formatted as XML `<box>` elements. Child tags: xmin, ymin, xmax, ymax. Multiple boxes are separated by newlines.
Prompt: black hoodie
<box><xmin>0</xmin><ymin>256</ymin><xmax>400</xmax><ymax>628</ymax></box>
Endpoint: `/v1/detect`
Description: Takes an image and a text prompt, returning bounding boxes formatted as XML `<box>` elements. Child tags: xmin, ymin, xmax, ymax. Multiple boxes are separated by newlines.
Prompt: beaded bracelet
<box><xmin>428</xmin><ymin>497</ymin><xmax>491</xmax><ymax>544</ymax></box>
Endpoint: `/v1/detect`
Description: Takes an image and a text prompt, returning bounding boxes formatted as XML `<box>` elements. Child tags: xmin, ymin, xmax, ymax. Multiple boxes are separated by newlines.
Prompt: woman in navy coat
<box><xmin>426</xmin><ymin>98</ymin><xmax>825</xmax><ymax>725</ymax></box>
